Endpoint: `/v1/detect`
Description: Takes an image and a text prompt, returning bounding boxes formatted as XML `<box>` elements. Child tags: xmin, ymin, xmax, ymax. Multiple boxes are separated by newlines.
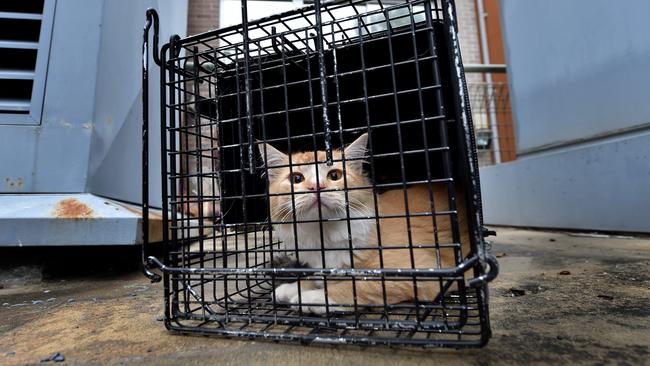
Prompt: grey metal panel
<box><xmin>0</xmin><ymin>0</ymin><xmax>103</xmax><ymax>192</ymax></box>
<box><xmin>0</xmin><ymin>130</ymin><xmax>37</xmax><ymax>192</ymax></box>
<box><xmin>87</xmin><ymin>0</ymin><xmax>188</xmax><ymax>208</ymax></box>
<box><xmin>0</xmin><ymin>0</ymin><xmax>55</xmax><ymax>125</ymax></box>
<box><xmin>0</xmin><ymin>126</ymin><xmax>93</xmax><ymax>193</ymax></box>
<box><xmin>31</xmin><ymin>127</ymin><xmax>94</xmax><ymax>192</ymax></box>
<box><xmin>0</xmin><ymin>194</ymin><xmax>140</xmax><ymax>246</ymax></box>
<box><xmin>480</xmin><ymin>130</ymin><xmax>650</xmax><ymax>233</ymax></box>
<box><xmin>0</xmin><ymin>193</ymin><xmax>204</xmax><ymax>246</ymax></box>
<box><xmin>0</xmin><ymin>1</ymin><xmax>189</xmax><ymax>246</ymax></box>
<box><xmin>500</xmin><ymin>0</ymin><xmax>650</xmax><ymax>154</ymax></box>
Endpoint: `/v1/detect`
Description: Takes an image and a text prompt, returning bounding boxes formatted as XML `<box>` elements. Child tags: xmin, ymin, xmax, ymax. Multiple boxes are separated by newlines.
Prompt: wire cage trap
<box><xmin>142</xmin><ymin>0</ymin><xmax>499</xmax><ymax>348</ymax></box>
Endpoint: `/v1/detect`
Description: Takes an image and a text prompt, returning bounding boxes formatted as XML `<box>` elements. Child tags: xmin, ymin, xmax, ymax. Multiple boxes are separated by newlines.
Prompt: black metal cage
<box><xmin>142</xmin><ymin>0</ymin><xmax>498</xmax><ymax>348</ymax></box>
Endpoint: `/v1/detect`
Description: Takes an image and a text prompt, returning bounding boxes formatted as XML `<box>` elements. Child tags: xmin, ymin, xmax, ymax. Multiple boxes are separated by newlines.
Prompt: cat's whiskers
<box><xmin>348</xmin><ymin>196</ymin><xmax>372</xmax><ymax>215</ymax></box>
<box><xmin>272</xmin><ymin>199</ymin><xmax>295</xmax><ymax>223</ymax></box>
<box><xmin>272</xmin><ymin>190</ymin><xmax>374</xmax><ymax>225</ymax></box>
<box><xmin>279</xmin><ymin>203</ymin><xmax>298</xmax><ymax>223</ymax></box>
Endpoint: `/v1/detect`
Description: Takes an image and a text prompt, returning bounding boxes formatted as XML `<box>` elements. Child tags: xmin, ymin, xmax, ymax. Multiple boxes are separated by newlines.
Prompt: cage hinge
<box><xmin>468</xmin><ymin>254</ymin><xmax>499</xmax><ymax>288</ymax></box>
<box><xmin>143</xmin><ymin>256</ymin><xmax>163</xmax><ymax>283</ymax></box>
<box><xmin>481</xmin><ymin>226</ymin><xmax>497</xmax><ymax>237</ymax></box>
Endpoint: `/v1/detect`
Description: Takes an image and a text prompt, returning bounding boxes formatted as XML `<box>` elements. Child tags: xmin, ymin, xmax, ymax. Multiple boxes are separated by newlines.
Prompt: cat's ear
<box><xmin>343</xmin><ymin>133</ymin><xmax>368</xmax><ymax>169</ymax></box>
<box><xmin>258</xmin><ymin>142</ymin><xmax>286</xmax><ymax>177</ymax></box>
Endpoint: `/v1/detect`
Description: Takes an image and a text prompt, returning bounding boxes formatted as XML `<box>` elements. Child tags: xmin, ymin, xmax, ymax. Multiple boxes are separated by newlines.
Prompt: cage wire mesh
<box><xmin>142</xmin><ymin>0</ymin><xmax>498</xmax><ymax>347</ymax></box>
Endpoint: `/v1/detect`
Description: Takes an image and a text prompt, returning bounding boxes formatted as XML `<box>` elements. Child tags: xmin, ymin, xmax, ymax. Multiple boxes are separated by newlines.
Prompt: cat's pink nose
<box><xmin>307</xmin><ymin>182</ymin><xmax>327</xmax><ymax>191</ymax></box>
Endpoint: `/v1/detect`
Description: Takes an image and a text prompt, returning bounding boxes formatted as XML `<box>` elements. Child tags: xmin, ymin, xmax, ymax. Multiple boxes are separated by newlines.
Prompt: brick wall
<box><xmin>187</xmin><ymin>0</ymin><xmax>220</xmax><ymax>35</ymax></box>
<box><xmin>455</xmin><ymin>0</ymin><xmax>481</xmax><ymax>64</ymax></box>
<box><xmin>454</xmin><ymin>0</ymin><xmax>482</xmax><ymax>86</ymax></box>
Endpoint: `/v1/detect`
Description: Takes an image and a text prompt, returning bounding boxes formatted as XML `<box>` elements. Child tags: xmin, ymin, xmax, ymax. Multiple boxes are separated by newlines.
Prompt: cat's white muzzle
<box><xmin>295</xmin><ymin>193</ymin><xmax>341</xmax><ymax>219</ymax></box>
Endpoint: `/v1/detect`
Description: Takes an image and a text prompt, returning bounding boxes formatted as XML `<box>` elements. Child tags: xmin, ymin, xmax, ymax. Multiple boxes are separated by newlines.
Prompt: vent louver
<box><xmin>0</xmin><ymin>0</ymin><xmax>53</xmax><ymax>124</ymax></box>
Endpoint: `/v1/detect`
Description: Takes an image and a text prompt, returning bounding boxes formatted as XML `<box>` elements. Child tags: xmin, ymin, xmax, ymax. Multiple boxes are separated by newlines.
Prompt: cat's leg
<box><xmin>274</xmin><ymin>282</ymin><xmax>299</xmax><ymax>302</ymax></box>
<box><xmin>288</xmin><ymin>279</ymin><xmax>439</xmax><ymax>314</ymax></box>
<box><xmin>273</xmin><ymin>281</ymin><xmax>317</xmax><ymax>303</ymax></box>
<box><xmin>287</xmin><ymin>281</ymin><xmax>368</xmax><ymax>314</ymax></box>
<box><xmin>287</xmin><ymin>280</ymin><xmax>370</xmax><ymax>314</ymax></box>
<box><xmin>285</xmin><ymin>249</ymin><xmax>449</xmax><ymax>313</ymax></box>
<box><xmin>289</xmin><ymin>288</ymin><xmax>332</xmax><ymax>314</ymax></box>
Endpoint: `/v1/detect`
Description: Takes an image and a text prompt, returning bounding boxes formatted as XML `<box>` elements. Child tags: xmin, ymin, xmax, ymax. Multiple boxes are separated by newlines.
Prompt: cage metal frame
<box><xmin>142</xmin><ymin>0</ymin><xmax>498</xmax><ymax>348</ymax></box>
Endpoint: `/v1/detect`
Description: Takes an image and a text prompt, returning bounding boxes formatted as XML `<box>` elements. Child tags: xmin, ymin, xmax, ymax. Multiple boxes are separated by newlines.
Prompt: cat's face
<box><xmin>259</xmin><ymin>133</ymin><xmax>372</xmax><ymax>221</ymax></box>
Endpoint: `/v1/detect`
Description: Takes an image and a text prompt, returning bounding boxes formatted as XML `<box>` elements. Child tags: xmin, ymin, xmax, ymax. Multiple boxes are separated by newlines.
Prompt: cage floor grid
<box><xmin>168</xmin><ymin>285</ymin><xmax>485</xmax><ymax>347</ymax></box>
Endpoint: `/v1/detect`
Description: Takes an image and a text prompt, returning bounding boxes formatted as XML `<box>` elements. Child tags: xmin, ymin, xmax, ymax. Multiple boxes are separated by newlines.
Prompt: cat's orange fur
<box><xmin>260</xmin><ymin>133</ymin><xmax>470</xmax><ymax>312</ymax></box>
<box><xmin>325</xmin><ymin>184</ymin><xmax>469</xmax><ymax>308</ymax></box>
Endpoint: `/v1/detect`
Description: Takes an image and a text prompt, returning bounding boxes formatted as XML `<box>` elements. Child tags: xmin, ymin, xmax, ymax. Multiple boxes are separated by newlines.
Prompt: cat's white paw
<box><xmin>274</xmin><ymin>282</ymin><xmax>298</xmax><ymax>302</ymax></box>
<box><xmin>289</xmin><ymin>289</ymin><xmax>335</xmax><ymax>314</ymax></box>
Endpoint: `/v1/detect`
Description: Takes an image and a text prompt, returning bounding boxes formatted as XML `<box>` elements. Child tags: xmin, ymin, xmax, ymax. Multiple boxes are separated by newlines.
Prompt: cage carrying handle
<box><xmin>144</xmin><ymin>8</ymin><xmax>161</xmax><ymax>67</ymax></box>
<box><xmin>142</xmin><ymin>8</ymin><xmax>162</xmax><ymax>283</ymax></box>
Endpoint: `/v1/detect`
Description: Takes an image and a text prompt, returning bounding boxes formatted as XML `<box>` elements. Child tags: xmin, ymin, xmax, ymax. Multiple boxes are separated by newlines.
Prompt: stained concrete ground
<box><xmin>1</xmin><ymin>227</ymin><xmax>649</xmax><ymax>366</ymax></box>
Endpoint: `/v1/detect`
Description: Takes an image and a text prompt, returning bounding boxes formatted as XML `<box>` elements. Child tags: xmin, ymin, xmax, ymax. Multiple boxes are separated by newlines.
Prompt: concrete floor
<box><xmin>1</xmin><ymin>227</ymin><xmax>649</xmax><ymax>365</ymax></box>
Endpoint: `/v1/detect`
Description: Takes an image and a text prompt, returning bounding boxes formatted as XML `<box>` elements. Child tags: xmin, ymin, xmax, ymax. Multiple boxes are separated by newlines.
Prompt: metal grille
<box><xmin>142</xmin><ymin>0</ymin><xmax>498</xmax><ymax>348</ymax></box>
<box><xmin>0</xmin><ymin>0</ymin><xmax>54</xmax><ymax>125</ymax></box>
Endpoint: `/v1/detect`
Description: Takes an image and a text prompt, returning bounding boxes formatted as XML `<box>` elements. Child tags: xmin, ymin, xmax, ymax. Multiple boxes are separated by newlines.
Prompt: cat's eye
<box><xmin>290</xmin><ymin>172</ymin><xmax>304</xmax><ymax>184</ymax></box>
<box><xmin>327</xmin><ymin>169</ymin><xmax>342</xmax><ymax>181</ymax></box>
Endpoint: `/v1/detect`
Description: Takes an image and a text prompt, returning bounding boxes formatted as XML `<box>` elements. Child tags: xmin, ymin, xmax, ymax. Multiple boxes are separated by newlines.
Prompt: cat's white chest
<box><xmin>274</xmin><ymin>219</ymin><xmax>373</xmax><ymax>268</ymax></box>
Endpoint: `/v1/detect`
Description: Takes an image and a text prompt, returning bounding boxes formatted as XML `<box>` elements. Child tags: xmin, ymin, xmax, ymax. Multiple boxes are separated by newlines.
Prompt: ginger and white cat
<box><xmin>258</xmin><ymin>133</ymin><xmax>469</xmax><ymax>314</ymax></box>
<box><xmin>259</xmin><ymin>134</ymin><xmax>374</xmax><ymax>270</ymax></box>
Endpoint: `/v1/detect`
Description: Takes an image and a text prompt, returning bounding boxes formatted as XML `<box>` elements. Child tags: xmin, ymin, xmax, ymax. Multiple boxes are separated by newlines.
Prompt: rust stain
<box><xmin>53</xmin><ymin>198</ymin><xmax>94</xmax><ymax>219</ymax></box>
<box><xmin>5</xmin><ymin>177</ymin><xmax>24</xmax><ymax>191</ymax></box>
